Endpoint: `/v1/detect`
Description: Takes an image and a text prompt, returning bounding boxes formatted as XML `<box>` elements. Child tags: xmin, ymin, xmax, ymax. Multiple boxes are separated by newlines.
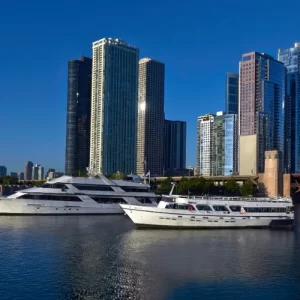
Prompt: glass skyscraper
<box><xmin>225</xmin><ymin>73</ymin><xmax>239</xmax><ymax>114</ymax></box>
<box><xmin>278</xmin><ymin>43</ymin><xmax>300</xmax><ymax>173</ymax></box>
<box><xmin>239</xmin><ymin>52</ymin><xmax>285</xmax><ymax>175</ymax></box>
<box><xmin>65</xmin><ymin>56</ymin><xmax>92</xmax><ymax>175</ymax></box>
<box><xmin>164</xmin><ymin>120</ymin><xmax>186</xmax><ymax>173</ymax></box>
<box><xmin>90</xmin><ymin>38</ymin><xmax>139</xmax><ymax>175</ymax></box>
<box><xmin>197</xmin><ymin>112</ymin><xmax>237</xmax><ymax>176</ymax></box>
<box><xmin>137</xmin><ymin>58</ymin><xmax>165</xmax><ymax>176</ymax></box>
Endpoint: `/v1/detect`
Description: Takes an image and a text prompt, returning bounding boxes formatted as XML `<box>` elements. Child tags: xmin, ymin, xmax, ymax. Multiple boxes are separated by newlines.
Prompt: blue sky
<box><xmin>1</xmin><ymin>0</ymin><xmax>300</xmax><ymax>173</ymax></box>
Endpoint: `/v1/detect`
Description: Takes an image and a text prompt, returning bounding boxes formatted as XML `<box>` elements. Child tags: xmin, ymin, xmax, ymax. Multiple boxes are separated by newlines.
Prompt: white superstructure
<box><xmin>121</xmin><ymin>195</ymin><xmax>294</xmax><ymax>229</ymax></box>
<box><xmin>0</xmin><ymin>174</ymin><xmax>157</xmax><ymax>215</ymax></box>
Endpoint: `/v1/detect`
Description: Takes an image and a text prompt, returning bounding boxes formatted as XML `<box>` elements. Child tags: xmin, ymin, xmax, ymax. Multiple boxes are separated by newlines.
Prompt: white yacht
<box><xmin>121</xmin><ymin>188</ymin><xmax>294</xmax><ymax>229</ymax></box>
<box><xmin>0</xmin><ymin>174</ymin><xmax>157</xmax><ymax>215</ymax></box>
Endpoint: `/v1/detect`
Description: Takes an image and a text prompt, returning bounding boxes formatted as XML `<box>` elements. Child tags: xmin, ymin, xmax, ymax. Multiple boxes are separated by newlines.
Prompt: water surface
<box><xmin>0</xmin><ymin>215</ymin><xmax>299</xmax><ymax>299</ymax></box>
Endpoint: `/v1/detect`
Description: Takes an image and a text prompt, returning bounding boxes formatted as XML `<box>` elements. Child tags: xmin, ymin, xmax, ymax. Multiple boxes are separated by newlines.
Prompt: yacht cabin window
<box><xmin>90</xmin><ymin>197</ymin><xmax>127</xmax><ymax>204</ymax></box>
<box><xmin>244</xmin><ymin>207</ymin><xmax>286</xmax><ymax>213</ymax></box>
<box><xmin>18</xmin><ymin>194</ymin><xmax>82</xmax><ymax>201</ymax></box>
<box><xmin>73</xmin><ymin>184</ymin><xmax>114</xmax><ymax>192</ymax></box>
<box><xmin>229</xmin><ymin>206</ymin><xmax>241</xmax><ymax>212</ymax></box>
<box><xmin>196</xmin><ymin>205</ymin><xmax>212</xmax><ymax>211</ymax></box>
<box><xmin>213</xmin><ymin>205</ymin><xmax>229</xmax><ymax>212</ymax></box>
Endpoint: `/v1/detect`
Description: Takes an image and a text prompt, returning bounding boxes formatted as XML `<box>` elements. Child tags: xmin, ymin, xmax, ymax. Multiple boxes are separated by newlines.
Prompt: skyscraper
<box><xmin>24</xmin><ymin>161</ymin><xmax>33</xmax><ymax>180</ymax></box>
<box><xmin>212</xmin><ymin>112</ymin><xmax>238</xmax><ymax>176</ymax></box>
<box><xmin>197</xmin><ymin>114</ymin><xmax>214</xmax><ymax>176</ymax></box>
<box><xmin>65</xmin><ymin>56</ymin><xmax>92</xmax><ymax>175</ymax></box>
<box><xmin>164</xmin><ymin>120</ymin><xmax>186</xmax><ymax>173</ymax></box>
<box><xmin>278</xmin><ymin>43</ymin><xmax>300</xmax><ymax>173</ymax></box>
<box><xmin>197</xmin><ymin>113</ymin><xmax>237</xmax><ymax>176</ymax></box>
<box><xmin>225</xmin><ymin>73</ymin><xmax>239</xmax><ymax>114</ymax></box>
<box><xmin>32</xmin><ymin>164</ymin><xmax>39</xmax><ymax>180</ymax></box>
<box><xmin>239</xmin><ymin>52</ymin><xmax>285</xmax><ymax>175</ymax></box>
<box><xmin>0</xmin><ymin>166</ymin><xmax>7</xmax><ymax>177</ymax></box>
<box><xmin>38</xmin><ymin>165</ymin><xmax>44</xmax><ymax>180</ymax></box>
<box><xmin>137</xmin><ymin>58</ymin><xmax>165</xmax><ymax>176</ymax></box>
<box><xmin>18</xmin><ymin>172</ymin><xmax>24</xmax><ymax>181</ymax></box>
<box><xmin>90</xmin><ymin>38</ymin><xmax>139</xmax><ymax>175</ymax></box>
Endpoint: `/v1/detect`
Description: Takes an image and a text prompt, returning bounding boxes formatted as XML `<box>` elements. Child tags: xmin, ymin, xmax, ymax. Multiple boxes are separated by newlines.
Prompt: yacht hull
<box><xmin>0</xmin><ymin>201</ymin><xmax>124</xmax><ymax>215</ymax></box>
<box><xmin>121</xmin><ymin>205</ymin><xmax>294</xmax><ymax>229</ymax></box>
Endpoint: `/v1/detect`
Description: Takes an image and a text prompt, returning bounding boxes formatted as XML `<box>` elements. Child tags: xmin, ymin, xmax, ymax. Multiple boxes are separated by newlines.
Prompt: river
<box><xmin>0</xmin><ymin>212</ymin><xmax>299</xmax><ymax>300</ymax></box>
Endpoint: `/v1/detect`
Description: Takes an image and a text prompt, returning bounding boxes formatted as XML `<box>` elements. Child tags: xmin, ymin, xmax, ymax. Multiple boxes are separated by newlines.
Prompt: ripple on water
<box><xmin>0</xmin><ymin>216</ymin><xmax>299</xmax><ymax>300</ymax></box>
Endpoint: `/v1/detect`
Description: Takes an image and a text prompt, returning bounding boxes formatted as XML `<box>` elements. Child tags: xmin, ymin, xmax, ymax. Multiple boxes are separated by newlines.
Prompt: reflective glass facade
<box><xmin>65</xmin><ymin>57</ymin><xmax>92</xmax><ymax>175</ymax></box>
<box><xmin>239</xmin><ymin>52</ymin><xmax>285</xmax><ymax>174</ymax></box>
<box><xmin>90</xmin><ymin>38</ymin><xmax>139</xmax><ymax>175</ymax></box>
<box><xmin>137</xmin><ymin>59</ymin><xmax>165</xmax><ymax>176</ymax></box>
<box><xmin>164</xmin><ymin>120</ymin><xmax>186</xmax><ymax>172</ymax></box>
<box><xmin>197</xmin><ymin>113</ymin><xmax>237</xmax><ymax>176</ymax></box>
<box><xmin>0</xmin><ymin>166</ymin><xmax>7</xmax><ymax>177</ymax></box>
<box><xmin>278</xmin><ymin>43</ymin><xmax>300</xmax><ymax>173</ymax></box>
<box><xmin>225</xmin><ymin>73</ymin><xmax>239</xmax><ymax>114</ymax></box>
<box><xmin>212</xmin><ymin>113</ymin><xmax>238</xmax><ymax>176</ymax></box>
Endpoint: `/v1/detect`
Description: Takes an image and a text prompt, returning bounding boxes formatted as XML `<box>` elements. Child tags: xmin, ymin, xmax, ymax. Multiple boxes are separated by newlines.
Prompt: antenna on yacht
<box><xmin>169</xmin><ymin>182</ymin><xmax>177</xmax><ymax>195</ymax></box>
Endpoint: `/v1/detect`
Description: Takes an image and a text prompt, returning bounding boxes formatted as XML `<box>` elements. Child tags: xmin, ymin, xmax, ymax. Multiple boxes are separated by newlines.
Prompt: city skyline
<box><xmin>1</xmin><ymin>0</ymin><xmax>300</xmax><ymax>172</ymax></box>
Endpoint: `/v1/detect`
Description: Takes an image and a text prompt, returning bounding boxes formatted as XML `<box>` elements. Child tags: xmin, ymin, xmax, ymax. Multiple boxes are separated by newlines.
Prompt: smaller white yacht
<box><xmin>121</xmin><ymin>185</ymin><xmax>294</xmax><ymax>229</ymax></box>
<box><xmin>0</xmin><ymin>173</ymin><xmax>157</xmax><ymax>215</ymax></box>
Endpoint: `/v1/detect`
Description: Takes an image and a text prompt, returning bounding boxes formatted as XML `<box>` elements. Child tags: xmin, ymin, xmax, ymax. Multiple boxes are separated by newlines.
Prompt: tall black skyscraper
<box><xmin>164</xmin><ymin>120</ymin><xmax>186</xmax><ymax>173</ymax></box>
<box><xmin>65</xmin><ymin>56</ymin><xmax>92</xmax><ymax>175</ymax></box>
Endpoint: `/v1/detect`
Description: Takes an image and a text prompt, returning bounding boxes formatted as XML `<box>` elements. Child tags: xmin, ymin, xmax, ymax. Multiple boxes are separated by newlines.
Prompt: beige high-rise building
<box><xmin>137</xmin><ymin>58</ymin><xmax>165</xmax><ymax>176</ymax></box>
<box><xmin>89</xmin><ymin>38</ymin><xmax>139</xmax><ymax>175</ymax></box>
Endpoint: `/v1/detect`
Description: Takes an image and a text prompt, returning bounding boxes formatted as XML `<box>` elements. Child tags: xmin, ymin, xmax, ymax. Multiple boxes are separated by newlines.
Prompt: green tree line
<box><xmin>155</xmin><ymin>177</ymin><xmax>254</xmax><ymax>197</ymax></box>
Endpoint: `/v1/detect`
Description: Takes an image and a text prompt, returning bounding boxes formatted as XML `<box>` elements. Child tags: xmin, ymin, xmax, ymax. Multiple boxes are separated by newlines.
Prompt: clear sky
<box><xmin>1</xmin><ymin>0</ymin><xmax>300</xmax><ymax>173</ymax></box>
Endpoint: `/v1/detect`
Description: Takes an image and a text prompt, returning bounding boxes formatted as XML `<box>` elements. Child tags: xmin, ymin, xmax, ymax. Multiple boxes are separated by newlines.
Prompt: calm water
<box><xmin>0</xmin><ymin>212</ymin><xmax>300</xmax><ymax>300</ymax></box>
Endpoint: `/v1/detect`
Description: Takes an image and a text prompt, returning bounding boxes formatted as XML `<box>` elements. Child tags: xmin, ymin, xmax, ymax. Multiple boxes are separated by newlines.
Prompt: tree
<box><xmin>177</xmin><ymin>177</ymin><xmax>189</xmax><ymax>195</ymax></box>
<box><xmin>156</xmin><ymin>177</ymin><xmax>173</xmax><ymax>195</ymax></box>
<box><xmin>108</xmin><ymin>172</ymin><xmax>125</xmax><ymax>180</ymax></box>
<box><xmin>240</xmin><ymin>180</ymin><xmax>254</xmax><ymax>197</ymax></box>
<box><xmin>0</xmin><ymin>176</ymin><xmax>19</xmax><ymax>185</ymax></box>
<box><xmin>204</xmin><ymin>181</ymin><xmax>215</xmax><ymax>194</ymax></box>
<box><xmin>224</xmin><ymin>179</ymin><xmax>240</xmax><ymax>195</ymax></box>
<box><xmin>33</xmin><ymin>180</ymin><xmax>46</xmax><ymax>187</ymax></box>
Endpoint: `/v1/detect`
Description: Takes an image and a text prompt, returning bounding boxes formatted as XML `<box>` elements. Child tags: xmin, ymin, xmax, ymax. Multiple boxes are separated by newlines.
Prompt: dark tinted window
<box><xmin>73</xmin><ymin>184</ymin><xmax>114</xmax><ymax>191</ymax></box>
<box><xmin>18</xmin><ymin>194</ymin><xmax>81</xmax><ymax>201</ymax></box>
<box><xmin>244</xmin><ymin>207</ymin><xmax>286</xmax><ymax>213</ymax></box>
<box><xmin>39</xmin><ymin>183</ymin><xmax>68</xmax><ymax>189</ymax></box>
<box><xmin>230</xmin><ymin>206</ymin><xmax>241</xmax><ymax>212</ymax></box>
<box><xmin>121</xmin><ymin>186</ymin><xmax>149</xmax><ymax>192</ymax></box>
<box><xmin>196</xmin><ymin>205</ymin><xmax>212</xmax><ymax>211</ymax></box>
<box><xmin>213</xmin><ymin>205</ymin><xmax>229</xmax><ymax>212</ymax></box>
<box><xmin>91</xmin><ymin>197</ymin><xmax>127</xmax><ymax>204</ymax></box>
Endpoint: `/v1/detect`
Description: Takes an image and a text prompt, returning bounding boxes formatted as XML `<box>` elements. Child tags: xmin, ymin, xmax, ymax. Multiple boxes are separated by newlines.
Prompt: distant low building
<box><xmin>10</xmin><ymin>172</ymin><xmax>18</xmax><ymax>178</ymax></box>
<box><xmin>0</xmin><ymin>166</ymin><xmax>7</xmax><ymax>177</ymax></box>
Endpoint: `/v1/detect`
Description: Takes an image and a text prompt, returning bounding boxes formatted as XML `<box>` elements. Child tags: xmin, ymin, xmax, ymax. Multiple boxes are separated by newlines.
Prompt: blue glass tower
<box><xmin>225</xmin><ymin>73</ymin><xmax>239</xmax><ymax>115</ymax></box>
<box><xmin>278</xmin><ymin>43</ymin><xmax>300</xmax><ymax>173</ymax></box>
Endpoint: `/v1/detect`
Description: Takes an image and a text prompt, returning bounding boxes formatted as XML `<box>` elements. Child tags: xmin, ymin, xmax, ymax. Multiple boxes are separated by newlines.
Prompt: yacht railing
<box><xmin>162</xmin><ymin>195</ymin><xmax>292</xmax><ymax>203</ymax></box>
